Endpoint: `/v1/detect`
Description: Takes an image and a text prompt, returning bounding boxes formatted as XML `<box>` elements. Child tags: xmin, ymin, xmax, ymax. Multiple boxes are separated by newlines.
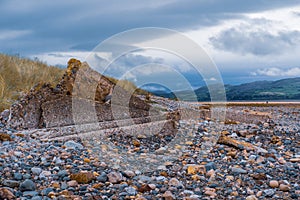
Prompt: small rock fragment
<box><xmin>0</xmin><ymin>188</ymin><xmax>15</xmax><ymax>200</ymax></box>
<box><xmin>70</xmin><ymin>171</ymin><xmax>95</xmax><ymax>184</ymax></box>
<box><xmin>163</xmin><ymin>190</ymin><xmax>175</xmax><ymax>200</ymax></box>
<box><xmin>19</xmin><ymin>179</ymin><xmax>36</xmax><ymax>192</ymax></box>
<box><xmin>168</xmin><ymin>178</ymin><xmax>182</xmax><ymax>187</ymax></box>
<box><xmin>2</xmin><ymin>180</ymin><xmax>20</xmax><ymax>188</ymax></box>
<box><xmin>231</xmin><ymin>167</ymin><xmax>247</xmax><ymax>174</ymax></box>
<box><xmin>0</xmin><ymin>133</ymin><xmax>12</xmax><ymax>142</ymax></box>
<box><xmin>64</xmin><ymin>140</ymin><xmax>83</xmax><ymax>150</ymax></box>
<box><xmin>125</xmin><ymin>186</ymin><xmax>137</xmax><ymax>196</ymax></box>
<box><xmin>264</xmin><ymin>189</ymin><xmax>275</xmax><ymax>197</ymax></box>
<box><xmin>123</xmin><ymin>170</ymin><xmax>135</xmax><ymax>178</ymax></box>
<box><xmin>279</xmin><ymin>184</ymin><xmax>290</xmax><ymax>192</ymax></box>
<box><xmin>67</xmin><ymin>180</ymin><xmax>78</xmax><ymax>187</ymax></box>
<box><xmin>269</xmin><ymin>180</ymin><xmax>279</xmax><ymax>188</ymax></box>
<box><xmin>107</xmin><ymin>171</ymin><xmax>123</xmax><ymax>184</ymax></box>
<box><xmin>31</xmin><ymin>167</ymin><xmax>42</xmax><ymax>175</ymax></box>
<box><xmin>187</xmin><ymin>165</ymin><xmax>206</xmax><ymax>175</ymax></box>
<box><xmin>246</xmin><ymin>195</ymin><xmax>257</xmax><ymax>200</ymax></box>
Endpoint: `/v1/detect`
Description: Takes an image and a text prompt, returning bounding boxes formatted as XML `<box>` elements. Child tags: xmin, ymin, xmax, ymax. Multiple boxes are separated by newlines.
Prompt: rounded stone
<box><xmin>168</xmin><ymin>178</ymin><xmax>182</xmax><ymax>187</ymax></box>
<box><xmin>246</xmin><ymin>195</ymin><xmax>258</xmax><ymax>200</ymax></box>
<box><xmin>107</xmin><ymin>171</ymin><xmax>123</xmax><ymax>184</ymax></box>
<box><xmin>264</xmin><ymin>189</ymin><xmax>275</xmax><ymax>197</ymax></box>
<box><xmin>125</xmin><ymin>186</ymin><xmax>137</xmax><ymax>196</ymax></box>
<box><xmin>14</xmin><ymin>172</ymin><xmax>23</xmax><ymax>180</ymax></box>
<box><xmin>269</xmin><ymin>180</ymin><xmax>279</xmax><ymax>188</ymax></box>
<box><xmin>19</xmin><ymin>179</ymin><xmax>36</xmax><ymax>192</ymax></box>
<box><xmin>31</xmin><ymin>167</ymin><xmax>42</xmax><ymax>175</ymax></box>
<box><xmin>279</xmin><ymin>184</ymin><xmax>290</xmax><ymax>192</ymax></box>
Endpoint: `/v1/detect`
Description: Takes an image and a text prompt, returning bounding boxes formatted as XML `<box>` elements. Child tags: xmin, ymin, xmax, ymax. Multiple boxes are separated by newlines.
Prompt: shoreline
<box><xmin>195</xmin><ymin>101</ymin><xmax>300</xmax><ymax>105</ymax></box>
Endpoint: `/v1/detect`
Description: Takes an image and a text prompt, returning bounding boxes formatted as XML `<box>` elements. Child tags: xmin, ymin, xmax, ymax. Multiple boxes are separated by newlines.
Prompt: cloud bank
<box><xmin>252</xmin><ymin>67</ymin><xmax>300</xmax><ymax>77</ymax></box>
<box><xmin>210</xmin><ymin>19</ymin><xmax>300</xmax><ymax>56</ymax></box>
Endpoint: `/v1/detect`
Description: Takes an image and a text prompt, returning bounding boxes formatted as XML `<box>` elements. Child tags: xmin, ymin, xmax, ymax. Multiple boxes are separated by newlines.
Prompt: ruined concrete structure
<box><xmin>7</xmin><ymin>59</ymin><xmax>153</xmax><ymax>129</ymax></box>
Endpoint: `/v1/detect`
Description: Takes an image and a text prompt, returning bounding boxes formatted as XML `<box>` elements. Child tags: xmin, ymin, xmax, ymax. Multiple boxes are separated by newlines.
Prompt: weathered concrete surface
<box><xmin>6</xmin><ymin>59</ymin><xmax>152</xmax><ymax>129</ymax></box>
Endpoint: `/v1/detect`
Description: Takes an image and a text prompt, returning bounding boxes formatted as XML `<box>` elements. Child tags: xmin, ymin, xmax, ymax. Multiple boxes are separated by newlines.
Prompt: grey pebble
<box><xmin>14</xmin><ymin>172</ymin><xmax>23</xmax><ymax>180</ymax></box>
<box><xmin>231</xmin><ymin>167</ymin><xmax>247</xmax><ymax>174</ymax></box>
<box><xmin>64</xmin><ymin>140</ymin><xmax>83</xmax><ymax>150</ymax></box>
<box><xmin>97</xmin><ymin>172</ymin><xmax>108</xmax><ymax>183</ymax></box>
<box><xmin>3</xmin><ymin>179</ymin><xmax>20</xmax><ymax>188</ymax></box>
<box><xmin>124</xmin><ymin>187</ymin><xmax>137</xmax><ymax>196</ymax></box>
<box><xmin>264</xmin><ymin>189</ymin><xmax>275</xmax><ymax>197</ymax></box>
<box><xmin>31</xmin><ymin>167</ymin><xmax>42</xmax><ymax>175</ymax></box>
<box><xmin>19</xmin><ymin>179</ymin><xmax>36</xmax><ymax>192</ymax></box>
<box><xmin>205</xmin><ymin>162</ymin><xmax>216</xmax><ymax>171</ymax></box>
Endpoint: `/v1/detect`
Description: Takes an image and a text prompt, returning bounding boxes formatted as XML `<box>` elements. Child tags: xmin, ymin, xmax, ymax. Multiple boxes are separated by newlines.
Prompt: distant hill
<box><xmin>151</xmin><ymin>77</ymin><xmax>300</xmax><ymax>101</ymax></box>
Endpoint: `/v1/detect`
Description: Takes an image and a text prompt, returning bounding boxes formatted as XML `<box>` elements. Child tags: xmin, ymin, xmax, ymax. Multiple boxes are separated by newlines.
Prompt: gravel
<box><xmin>0</xmin><ymin>103</ymin><xmax>299</xmax><ymax>199</ymax></box>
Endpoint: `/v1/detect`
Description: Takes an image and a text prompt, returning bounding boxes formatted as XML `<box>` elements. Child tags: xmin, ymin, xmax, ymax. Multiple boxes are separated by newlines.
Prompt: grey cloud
<box><xmin>251</xmin><ymin>67</ymin><xmax>300</xmax><ymax>76</ymax></box>
<box><xmin>91</xmin><ymin>53</ymin><xmax>165</xmax><ymax>78</ymax></box>
<box><xmin>210</xmin><ymin>21</ymin><xmax>300</xmax><ymax>56</ymax></box>
<box><xmin>292</xmin><ymin>11</ymin><xmax>300</xmax><ymax>16</ymax></box>
<box><xmin>1</xmin><ymin>0</ymin><xmax>300</xmax><ymax>55</ymax></box>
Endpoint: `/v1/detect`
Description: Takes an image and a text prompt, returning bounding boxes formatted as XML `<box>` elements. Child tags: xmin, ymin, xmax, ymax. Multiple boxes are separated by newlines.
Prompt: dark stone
<box><xmin>57</xmin><ymin>170</ymin><xmax>68</xmax><ymax>177</ymax></box>
<box><xmin>14</xmin><ymin>172</ymin><xmax>23</xmax><ymax>180</ymax></box>
<box><xmin>19</xmin><ymin>179</ymin><xmax>36</xmax><ymax>192</ymax></box>
<box><xmin>97</xmin><ymin>172</ymin><xmax>108</xmax><ymax>183</ymax></box>
<box><xmin>205</xmin><ymin>162</ymin><xmax>216</xmax><ymax>171</ymax></box>
<box><xmin>2</xmin><ymin>180</ymin><xmax>20</xmax><ymax>188</ymax></box>
<box><xmin>40</xmin><ymin>188</ymin><xmax>54</xmax><ymax>196</ymax></box>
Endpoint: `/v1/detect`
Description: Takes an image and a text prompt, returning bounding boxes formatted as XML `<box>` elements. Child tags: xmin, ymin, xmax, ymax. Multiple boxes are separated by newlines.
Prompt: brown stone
<box><xmin>163</xmin><ymin>191</ymin><xmax>175</xmax><ymax>200</ymax></box>
<box><xmin>278</xmin><ymin>157</ymin><xmax>286</xmax><ymax>164</ymax></box>
<box><xmin>269</xmin><ymin>180</ymin><xmax>279</xmax><ymax>188</ymax></box>
<box><xmin>279</xmin><ymin>184</ymin><xmax>290</xmax><ymax>192</ymax></box>
<box><xmin>67</xmin><ymin>180</ymin><xmax>78</xmax><ymax>187</ymax></box>
<box><xmin>92</xmin><ymin>183</ymin><xmax>104</xmax><ymax>189</ymax></box>
<box><xmin>206</xmin><ymin>169</ymin><xmax>215</xmax><ymax>178</ymax></box>
<box><xmin>70</xmin><ymin>171</ymin><xmax>95</xmax><ymax>184</ymax></box>
<box><xmin>204</xmin><ymin>188</ymin><xmax>217</xmax><ymax>197</ymax></box>
<box><xmin>252</xmin><ymin>173</ymin><xmax>267</xmax><ymax>180</ymax></box>
<box><xmin>231</xmin><ymin>191</ymin><xmax>239</xmax><ymax>196</ymax></box>
<box><xmin>132</xmin><ymin>139</ymin><xmax>141</xmax><ymax>147</ymax></box>
<box><xmin>52</xmin><ymin>182</ymin><xmax>60</xmax><ymax>188</ymax></box>
<box><xmin>160</xmin><ymin>171</ymin><xmax>168</xmax><ymax>177</ymax></box>
<box><xmin>290</xmin><ymin>158</ymin><xmax>300</xmax><ymax>162</ymax></box>
<box><xmin>187</xmin><ymin>165</ymin><xmax>206</xmax><ymax>175</ymax></box>
<box><xmin>0</xmin><ymin>188</ymin><xmax>15</xmax><ymax>200</ymax></box>
<box><xmin>271</xmin><ymin>136</ymin><xmax>281</xmax><ymax>144</ymax></box>
<box><xmin>246</xmin><ymin>195</ymin><xmax>257</xmax><ymax>200</ymax></box>
<box><xmin>0</xmin><ymin>133</ymin><xmax>12</xmax><ymax>141</ymax></box>
<box><xmin>15</xmin><ymin>133</ymin><xmax>25</xmax><ymax>137</ymax></box>
<box><xmin>256</xmin><ymin>191</ymin><xmax>263</xmax><ymax>197</ymax></box>
<box><xmin>227</xmin><ymin>149</ymin><xmax>237</xmax><ymax>157</ymax></box>
<box><xmin>238</xmin><ymin>130</ymin><xmax>248</xmax><ymax>137</ymax></box>
<box><xmin>107</xmin><ymin>171</ymin><xmax>123</xmax><ymax>184</ymax></box>
<box><xmin>191</xmin><ymin>174</ymin><xmax>201</xmax><ymax>181</ymax></box>
<box><xmin>136</xmin><ymin>197</ymin><xmax>147</xmax><ymax>200</ymax></box>
<box><xmin>168</xmin><ymin>178</ymin><xmax>182</xmax><ymax>187</ymax></box>
<box><xmin>138</xmin><ymin>184</ymin><xmax>152</xmax><ymax>193</ymax></box>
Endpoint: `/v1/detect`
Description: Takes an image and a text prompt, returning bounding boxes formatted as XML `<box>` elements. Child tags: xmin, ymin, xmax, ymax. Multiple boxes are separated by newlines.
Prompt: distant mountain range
<box><xmin>151</xmin><ymin>77</ymin><xmax>300</xmax><ymax>101</ymax></box>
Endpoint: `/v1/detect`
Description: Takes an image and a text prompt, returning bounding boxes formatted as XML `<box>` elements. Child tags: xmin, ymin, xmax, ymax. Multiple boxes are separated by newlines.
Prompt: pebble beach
<box><xmin>0</xmin><ymin>102</ymin><xmax>299</xmax><ymax>200</ymax></box>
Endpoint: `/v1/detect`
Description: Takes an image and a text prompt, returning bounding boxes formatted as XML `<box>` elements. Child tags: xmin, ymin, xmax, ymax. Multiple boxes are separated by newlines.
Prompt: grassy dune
<box><xmin>0</xmin><ymin>54</ymin><xmax>64</xmax><ymax>111</ymax></box>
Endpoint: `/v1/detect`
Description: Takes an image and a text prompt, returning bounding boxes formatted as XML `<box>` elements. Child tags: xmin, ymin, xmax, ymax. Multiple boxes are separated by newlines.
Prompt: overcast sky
<box><xmin>1</xmin><ymin>0</ymin><xmax>300</xmax><ymax>86</ymax></box>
